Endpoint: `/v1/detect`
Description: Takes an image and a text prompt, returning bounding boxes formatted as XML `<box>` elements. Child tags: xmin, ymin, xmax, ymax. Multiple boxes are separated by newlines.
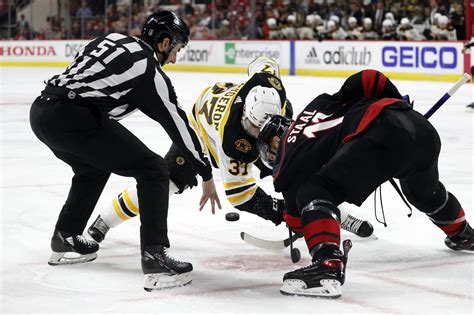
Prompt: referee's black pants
<box><xmin>30</xmin><ymin>95</ymin><xmax>170</xmax><ymax>248</ymax></box>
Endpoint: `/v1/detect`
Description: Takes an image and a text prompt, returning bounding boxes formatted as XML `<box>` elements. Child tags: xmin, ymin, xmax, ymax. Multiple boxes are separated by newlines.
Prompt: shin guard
<box><xmin>301</xmin><ymin>199</ymin><xmax>341</xmax><ymax>256</ymax></box>
<box><xmin>420</xmin><ymin>183</ymin><xmax>466</xmax><ymax>237</ymax></box>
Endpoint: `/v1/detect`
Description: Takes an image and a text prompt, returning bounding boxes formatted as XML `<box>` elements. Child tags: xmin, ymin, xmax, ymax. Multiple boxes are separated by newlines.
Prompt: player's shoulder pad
<box><xmin>247</xmin><ymin>72</ymin><xmax>284</xmax><ymax>92</ymax></box>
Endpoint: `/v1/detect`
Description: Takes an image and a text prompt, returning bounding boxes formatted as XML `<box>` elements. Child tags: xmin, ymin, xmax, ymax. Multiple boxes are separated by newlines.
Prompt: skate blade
<box><xmin>143</xmin><ymin>272</ymin><xmax>192</xmax><ymax>291</ymax></box>
<box><xmin>280</xmin><ymin>279</ymin><xmax>341</xmax><ymax>298</ymax></box>
<box><xmin>48</xmin><ymin>252</ymin><xmax>97</xmax><ymax>266</ymax></box>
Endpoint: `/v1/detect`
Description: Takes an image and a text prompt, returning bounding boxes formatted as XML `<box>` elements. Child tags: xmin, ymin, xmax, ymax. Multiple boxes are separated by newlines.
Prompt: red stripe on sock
<box><xmin>441</xmin><ymin>208</ymin><xmax>466</xmax><ymax>236</ymax></box>
<box><xmin>283</xmin><ymin>211</ymin><xmax>303</xmax><ymax>233</ymax></box>
<box><xmin>303</xmin><ymin>219</ymin><xmax>341</xmax><ymax>248</ymax></box>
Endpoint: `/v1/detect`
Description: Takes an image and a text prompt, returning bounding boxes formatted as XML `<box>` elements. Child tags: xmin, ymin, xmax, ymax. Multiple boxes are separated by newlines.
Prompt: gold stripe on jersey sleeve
<box><xmin>123</xmin><ymin>189</ymin><xmax>139</xmax><ymax>215</ymax></box>
<box><xmin>112</xmin><ymin>198</ymin><xmax>129</xmax><ymax>221</ymax></box>
<box><xmin>282</xmin><ymin>100</ymin><xmax>287</xmax><ymax>116</ymax></box>
<box><xmin>223</xmin><ymin>178</ymin><xmax>256</xmax><ymax>189</ymax></box>
<box><xmin>227</xmin><ymin>186</ymin><xmax>258</xmax><ymax>205</ymax></box>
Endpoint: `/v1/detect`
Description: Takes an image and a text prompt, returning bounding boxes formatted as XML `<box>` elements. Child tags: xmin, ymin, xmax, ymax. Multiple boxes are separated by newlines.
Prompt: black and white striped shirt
<box><xmin>46</xmin><ymin>33</ymin><xmax>212</xmax><ymax>180</ymax></box>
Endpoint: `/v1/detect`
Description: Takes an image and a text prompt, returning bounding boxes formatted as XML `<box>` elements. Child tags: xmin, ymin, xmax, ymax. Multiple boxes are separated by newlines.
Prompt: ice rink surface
<box><xmin>1</xmin><ymin>66</ymin><xmax>473</xmax><ymax>314</ymax></box>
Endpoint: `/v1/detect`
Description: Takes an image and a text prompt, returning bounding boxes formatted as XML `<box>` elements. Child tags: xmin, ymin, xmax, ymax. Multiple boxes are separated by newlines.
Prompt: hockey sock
<box><xmin>100</xmin><ymin>180</ymin><xmax>180</xmax><ymax>229</ymax></box>
<box><xmin>426</xmin><ymin>192</ymin><xmax>466</xmax><ymax>237</ymax></box>
<box><xmin>301</xmin><ymin>199</ymin><xmax>341</xmax><ymax>257</ymax></box>
<box><xmin>102</xmin><ymin>187</ymin><xmax>140</xmax><ymax>228</ymax></box>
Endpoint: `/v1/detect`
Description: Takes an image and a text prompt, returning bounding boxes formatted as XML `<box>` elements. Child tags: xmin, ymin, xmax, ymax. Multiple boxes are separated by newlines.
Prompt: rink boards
<box><xmin>0</xmin><ymin>38</ymin><xmax>471</xmax><ymax>82</ymax></box>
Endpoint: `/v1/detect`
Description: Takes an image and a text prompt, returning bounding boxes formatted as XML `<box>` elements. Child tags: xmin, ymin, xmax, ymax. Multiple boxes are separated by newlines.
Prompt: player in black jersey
<box><xmin>29</xmin><ymin>11</ymin><xmax>219</xmax><ymax>290</ymax></box>
<box><xmin>257</xmin><ymin>69</ymin><xmax>473</xmax><ymax>298</ymax></box>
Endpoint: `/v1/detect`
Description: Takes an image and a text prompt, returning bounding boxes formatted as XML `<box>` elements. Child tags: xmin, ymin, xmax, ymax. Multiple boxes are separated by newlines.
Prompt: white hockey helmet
<box><xmin>242</xmin><ymin>86</ymin><xmax>281</xmax><ymax>138</ymax></box>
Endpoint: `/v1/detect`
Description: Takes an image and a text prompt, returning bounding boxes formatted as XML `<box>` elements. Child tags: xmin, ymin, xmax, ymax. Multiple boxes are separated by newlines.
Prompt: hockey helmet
<box><xmin>141</xmin><ymin>11</ymin><xmax>190</xmax><ymax>54</ymax></box>
<box><xmin>257</xmin><ymin>115</ymin><xmax>293</xmax><ymax>169</ymax></box>
<box><xmin>242</xmin><ymin>86</ymin><xmax>281</xmax><ymax>138</ymax></box>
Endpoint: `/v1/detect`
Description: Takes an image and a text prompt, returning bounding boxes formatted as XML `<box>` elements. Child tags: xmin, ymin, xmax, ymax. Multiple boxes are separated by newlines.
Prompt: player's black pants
<box><xmin>30</xmin><ymin>95</ymin><xmax>170</xmax><ymax>248</ymax></box>
<box><xmin>297</xmin><ymin>108</ymin><xmax>443</xmax><ymax>210</ymax></box>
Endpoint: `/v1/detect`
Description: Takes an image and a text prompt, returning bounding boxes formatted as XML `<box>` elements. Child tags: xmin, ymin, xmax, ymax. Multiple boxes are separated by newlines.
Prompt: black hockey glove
<box><xmin>235</xmin><ymin>188</ymin><xmax>285</xmax><ymax>225</ymax></box>
<box><xmin>165</xmin><ymin>144</ymin><xmax>198</xmax><ymax>194</ymax></box>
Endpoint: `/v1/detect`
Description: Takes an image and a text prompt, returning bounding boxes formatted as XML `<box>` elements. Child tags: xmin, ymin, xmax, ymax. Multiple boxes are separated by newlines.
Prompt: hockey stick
<box><xmin>424</xmin><ymin>73</ymin><xmax>470</xmax><ymax>118</ymax></box>
<box><xmin>241</xmin><ymin>73</ymin><xmax>471</xmax><ymax>251</ymax></box>
<box><xmin>240</xmin><ymin>231</ymin><xmax>301</xmax><ymax>250</ymax></box>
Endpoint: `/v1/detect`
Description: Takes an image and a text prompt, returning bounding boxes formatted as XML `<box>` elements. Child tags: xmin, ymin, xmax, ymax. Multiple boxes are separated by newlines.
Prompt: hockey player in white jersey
<box><xmin>87</xmin><ymin>56</ymin><xmax>374</xmax><ymax>246</ymax></box>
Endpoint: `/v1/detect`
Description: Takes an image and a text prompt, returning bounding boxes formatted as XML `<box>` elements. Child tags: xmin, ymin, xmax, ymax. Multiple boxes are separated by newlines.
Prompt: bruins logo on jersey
<box><xmin>235</xmin><ymin>139</ymin><xmax>252</xmax><ymax>153</ymax></box>
<box><xmin>268</xmin><ymin>77</ymin><xmax>282</xmax><ymax>91</ymax></box>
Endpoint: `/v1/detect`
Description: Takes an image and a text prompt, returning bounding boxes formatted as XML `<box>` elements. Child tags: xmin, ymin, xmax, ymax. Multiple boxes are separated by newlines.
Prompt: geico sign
<box><xmin>382</xmin><ymin>46</ymin><xmax>457</xmax><ymax>69</ymax></box>
<box><xmin>0</xmin><ymin>45</ymin><xmax>57</xmax><ymax>56</ymax></box>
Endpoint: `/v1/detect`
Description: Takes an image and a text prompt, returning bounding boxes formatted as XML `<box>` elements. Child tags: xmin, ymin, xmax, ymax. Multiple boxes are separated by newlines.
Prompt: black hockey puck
<box><xmin>225</xmin><ymin>212</ymin><xmax>240</xmax><ymax>221</ymax></box>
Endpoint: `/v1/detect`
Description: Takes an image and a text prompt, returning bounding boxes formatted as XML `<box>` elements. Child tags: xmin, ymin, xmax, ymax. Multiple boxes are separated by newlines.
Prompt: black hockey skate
<box><xmin>142</xmin><ymin>245</ymin><xmax>193</xmax><ymax>291</ymax></box>
<box><xmin>48</xmin><ymin>229</ymin><xmax>99</xmax><ymax>265</ymax></box>
<box><xmin>280</xmin><ymin>240</ymin><xmax>352</xmax><ymax>298</ymax></box>
<box><xmin>341</xmin><ymin>214</ymin><xmax>374</xmax><ymax>238</ymax></box>
<box><xmin>87</xmin><ymin>215</ymin><xmax>110</xmax><ymax>243</ymax></box>
<box><xmin>444</xmin><ymin>223</ymin><xmax>474</xmax><ymax>251</ymax></box>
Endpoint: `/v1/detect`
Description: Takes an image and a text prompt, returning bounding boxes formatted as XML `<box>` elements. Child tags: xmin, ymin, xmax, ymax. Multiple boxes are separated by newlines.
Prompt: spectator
<box><xmin>450</xmin><ymin>3</ymin><xmax>465</xmax><ymax>40</ymax></box>
<box><xmin>346</xmin><ymin>16</ymin><xmax>363</xmax><ymax>40</ymax></box>
<box><xmin>17</xmin><ymin>14</ymin><xmax>30</xmax><ymax>30</ymax></box>
<box><xmin>280</xmin><ymin>14</ymin><xmax>297</xmax><ymax>39</ymax></box>
<box><xmin>266</xmin><ymin>17</ymin><xmax>281</xmax><ymax>39</ymax></box>
<box><xmin>297</xmin><ymin>14</ymin><xmax>316</xmax><ymax>40</ymax></box>
<box><xmin>349</xmin><ymin>1</ymin><xmax>365</xmax><ymax>25</ymax></box>
<box><xmin>16</xmin><ymin>14</ymin><xmax>31</xmax><ymax>39</ymax></box>
<box><xmin>434</xmin><ymin>15</ymin><xmax>457</xmax><ymax>40</ymax></box>
<box><xmin>326</xmin><ymin>19</ymin><xmax>348</xmax><ymax>40</ymax></box>
<box><xmin>429</xmin><ymin>0</ymin><xmax>442</xmax><ymax>25</ymax></box>
<box><xmin>76</xmin><ymin>0</ymin><xmax>93</xmax><ymax>18</ymax></box>
<box><xmin>361</xmin><ymin>17</ymin><xmax>379</xmax><ymax>39</ymax></box>
<box><xmin>372</xmin><ymin>1</ymin><xmax>386</xmax><ymax>32</ymax></box>
<box><xmin>397</xmin><ymin>17</ymin><xmax>424</xmax><ymax>40</ymax></box>
<box><xmin>381</xmin><ymin>18</ymin><xmax>397</xmax><ymax>40</ymax></box>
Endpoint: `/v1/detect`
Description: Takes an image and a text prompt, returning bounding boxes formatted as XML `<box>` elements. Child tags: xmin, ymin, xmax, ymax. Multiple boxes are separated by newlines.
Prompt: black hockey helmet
<box><xmin>257</xmin><ymin>115</ymin><xmax>293</xmax><ymax>169</ymax></box>
<box><xmin>141</xmin><ymin>11</ymin><xmax>190</xmax><ymax>50</ymax></box>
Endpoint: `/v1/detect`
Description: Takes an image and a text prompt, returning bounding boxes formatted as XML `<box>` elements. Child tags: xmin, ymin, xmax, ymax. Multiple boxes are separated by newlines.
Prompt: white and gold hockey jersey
<box><xmin>188</xmin><ymin>68</ymin><xmax>290</xmax><ymax>209</ymax></box>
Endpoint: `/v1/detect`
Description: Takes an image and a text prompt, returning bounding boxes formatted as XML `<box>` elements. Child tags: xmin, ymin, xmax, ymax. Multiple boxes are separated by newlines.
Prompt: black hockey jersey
<box><xmin>272</xmin><ymin>70</ymin><xmax>411</xmax><ymax>212</ymax></box>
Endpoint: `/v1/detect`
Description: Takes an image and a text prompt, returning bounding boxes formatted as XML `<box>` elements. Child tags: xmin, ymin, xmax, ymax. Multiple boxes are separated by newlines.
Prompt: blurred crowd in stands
<box><xmin>7</xmin><ymin>0</ymin><xmax>469</xmax><ymax>41</ymax></box>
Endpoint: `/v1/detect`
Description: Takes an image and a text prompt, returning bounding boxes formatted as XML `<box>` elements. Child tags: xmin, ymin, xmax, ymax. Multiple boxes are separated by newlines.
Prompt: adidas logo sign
<box><xmin>305</xmin><ymin>47</ymin><xmax>320</xmax><ymax>64</ymax></box>
<box><xmin>306</xmin><ymin>47</ymin><xmax>318</xmax><ymax>58</ymax></box>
